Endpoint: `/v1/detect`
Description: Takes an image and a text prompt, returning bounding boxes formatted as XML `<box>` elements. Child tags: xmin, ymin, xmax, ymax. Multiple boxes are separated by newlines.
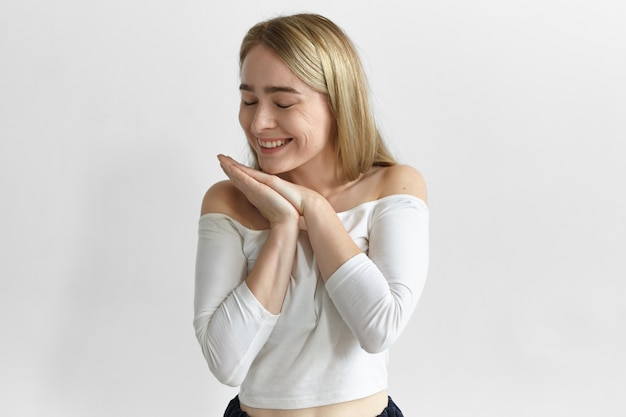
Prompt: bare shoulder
<box><xmin>377</xmin><ymin>164</ymin><xmax>427</xmax><ymax>203</ymax></box>
<box><xmin>201</xmin><ymin>180</ymin><xmax>241</xmax><ymax>216</ymax></box>
<box><xmin>200</xmin><ymin>180</ymin><xmax>268</xmax><ymax>229</ymax></box>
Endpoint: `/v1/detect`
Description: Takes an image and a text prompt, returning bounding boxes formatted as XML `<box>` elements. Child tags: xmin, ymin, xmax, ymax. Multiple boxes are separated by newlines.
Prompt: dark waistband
<box><xmin>223</xmin><ymin>396</ymin><xmax>404</xmax><ymax>417</ymax></box>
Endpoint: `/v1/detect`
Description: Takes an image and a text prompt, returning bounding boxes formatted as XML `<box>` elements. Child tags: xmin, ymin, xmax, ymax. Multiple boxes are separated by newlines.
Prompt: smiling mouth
<box><xmin>257</xmin><ymin>138</ymin><xmax>292</xmax><ymax>149</ymax></box>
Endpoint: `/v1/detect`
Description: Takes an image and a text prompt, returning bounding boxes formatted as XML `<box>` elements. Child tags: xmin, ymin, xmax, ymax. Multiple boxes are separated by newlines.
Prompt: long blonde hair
<box><xmin>239</xmin><ymin>14</ymin><xmax>396</xmax><ymax>180</ymax></box>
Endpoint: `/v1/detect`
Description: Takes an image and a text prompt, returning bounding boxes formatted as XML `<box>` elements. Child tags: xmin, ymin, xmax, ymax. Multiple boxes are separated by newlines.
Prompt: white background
<box><xmin>1</xmin><ymin>1</ymin><xmax>625</xmax><ymax>416</ymax></box>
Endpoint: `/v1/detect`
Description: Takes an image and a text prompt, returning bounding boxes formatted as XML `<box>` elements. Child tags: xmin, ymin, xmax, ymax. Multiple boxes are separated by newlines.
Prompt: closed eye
<box><xmin>276</xmin><ymin>103</ymin><xmax>293</xmax><ymax>109</ymax></box>
<box><xmin>242</xmin><ymin>100</ymin><xmax>258</xmax><ymax>106</ymax></box>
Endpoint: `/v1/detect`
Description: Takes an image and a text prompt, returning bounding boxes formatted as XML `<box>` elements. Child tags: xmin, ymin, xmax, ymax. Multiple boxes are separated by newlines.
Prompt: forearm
<box><xmin>301</xmin><ymin>196</ymin><xmax>362</xmax><ymax>281</ymax></box>
<box><xmin>314</xmin><ymin>195</ymin><xmax>429</xmax><ymax>352</ymax></box>
<box><xmin>245</xmin><ymin>221</ymin><xmax>300</xmax><ymax>314</ymax></box>
<box><xmin>325</xmin><ymin>253</ymin><xmax>419</xmax><ymax>353</ymax></box>
<box><xmin>194</xmin><ymin>282</ymin><xmax>278</xmax><ymax>386</ymax></box>
<box><xmin>194</xmin><ymin>214</ymin><xmax>299</xmax><ymax>384</ymax></box>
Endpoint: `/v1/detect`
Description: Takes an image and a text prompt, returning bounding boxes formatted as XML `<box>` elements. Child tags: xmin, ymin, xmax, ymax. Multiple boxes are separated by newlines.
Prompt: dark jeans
<box><xmin>224</xmin><ymin>395</ymin><xmax>404</xmax><ymax>417</ymax></box>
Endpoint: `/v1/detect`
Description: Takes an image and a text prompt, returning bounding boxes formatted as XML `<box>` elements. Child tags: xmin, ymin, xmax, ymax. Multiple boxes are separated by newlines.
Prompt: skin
<box><xmin>201</xmin><ymin>44</ymin><xmax>427</xmax><ymax>417</ymax></box>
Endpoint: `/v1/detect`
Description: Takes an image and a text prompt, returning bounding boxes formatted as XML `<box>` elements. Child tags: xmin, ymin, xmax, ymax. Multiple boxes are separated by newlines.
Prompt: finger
<box><xmin>224</xmin><ymin>164</ymin><xmax>260</xmax><ymax>193</ymax></box>
<box><xmin>217</xmin><ymin>154</ymin><xmax>236</xmax><ymax>174</ymax></box>
<box><xmin>218</xmin><ymin>155</ymin><xmax>250</xmax><ymax>184</ymax></box>
<box><xmin>218</xmin><ymin>154</ymin><xmax>248</xmax><ymax>171</ymax></box>
<box><xmin>219</xmin><ymin>159</ymin><xmax>281</xmax><ymax>207</ymax></box>
<box><xmin>218</xmin><ymin>155</ymin><xmax>267</xmax><ymax>180</ymax></box>
<box><xmin>218</xmin><ymin>155</ymin><xmax>281</xmax><ymax>193</ymax></box>
<box><xmin>217</xmin><ymin>154</ymin><xmax>305</xmax><ymax>211</ymax></box>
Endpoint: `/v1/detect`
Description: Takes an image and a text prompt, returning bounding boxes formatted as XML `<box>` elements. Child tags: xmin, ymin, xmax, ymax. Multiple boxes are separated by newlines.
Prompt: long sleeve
<box><xmin>325</xmin><ymin>196</ymin><xmax>429</xmax><ymax>353</ymax></box>
<box><xmin>193</xmin><ymin>214</ymin><xmax>278</xmax><ymax>386</ymax></box>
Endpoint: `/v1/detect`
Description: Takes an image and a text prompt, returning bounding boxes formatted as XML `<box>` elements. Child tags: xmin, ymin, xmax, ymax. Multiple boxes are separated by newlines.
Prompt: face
<box><xmin>238</xmin><ymin>44</ymin><xmax>335</xmax><ymax>179</ymax></box>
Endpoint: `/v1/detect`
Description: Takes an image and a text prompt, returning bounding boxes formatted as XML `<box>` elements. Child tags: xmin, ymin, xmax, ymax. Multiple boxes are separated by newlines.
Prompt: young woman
<box><xmin>194</xmin><ymin>14</ymin><xmax>429</xmax><ymax>417</ymax></box>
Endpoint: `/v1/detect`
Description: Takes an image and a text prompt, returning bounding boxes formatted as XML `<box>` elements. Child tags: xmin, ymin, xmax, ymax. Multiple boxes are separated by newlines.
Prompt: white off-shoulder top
<box><xmin>194</xmin><ymin>194</ymin><xmax>429</xmax><ymax>409</ymax></box>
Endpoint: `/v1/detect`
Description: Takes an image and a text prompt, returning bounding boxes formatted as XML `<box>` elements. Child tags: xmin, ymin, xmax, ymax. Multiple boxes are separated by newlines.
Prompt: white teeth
<box><xmin>258</xmin><ymin>138</ymin><xmax>290</xmax><ymax>148</ymax></box>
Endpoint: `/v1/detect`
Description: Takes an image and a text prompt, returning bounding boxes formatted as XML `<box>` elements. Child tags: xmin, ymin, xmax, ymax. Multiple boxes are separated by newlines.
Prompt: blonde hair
<box><xmin>239</xmin><ymin>13</ymin><xmax>396</xmax><ymax>180</ymax></box>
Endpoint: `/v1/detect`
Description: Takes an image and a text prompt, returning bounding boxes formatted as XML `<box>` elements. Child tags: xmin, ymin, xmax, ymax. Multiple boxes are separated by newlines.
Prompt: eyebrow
<box><xmin>239</xmin><ymin>83</ymin><xmax>301</xmax><ymax>95</ymax></box>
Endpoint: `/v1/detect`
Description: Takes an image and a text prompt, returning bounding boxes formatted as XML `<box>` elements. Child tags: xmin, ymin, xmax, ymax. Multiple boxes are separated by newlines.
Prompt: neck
<box><xmin>279</xmin><ymin>164</ymin><xmax>355</xmax><ymax>200</ymax></box>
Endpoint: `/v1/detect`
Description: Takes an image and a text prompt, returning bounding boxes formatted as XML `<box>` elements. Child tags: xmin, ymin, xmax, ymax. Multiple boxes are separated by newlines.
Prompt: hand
<box><xmin>220</xmin><ymin>155</ymin><xmax>318</xmax><ymax>210</ymax></box>
<box><xmin>218</xmin><ymin>155</ymin><xmax>300</xmax><ymax>227</ymax></box>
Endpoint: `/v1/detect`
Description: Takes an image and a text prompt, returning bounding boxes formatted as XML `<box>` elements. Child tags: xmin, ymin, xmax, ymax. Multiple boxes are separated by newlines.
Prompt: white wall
<box><xmin>1</xmin><ymin>1</ymin><xmax>624</xmax><ymax>416</ymax></box>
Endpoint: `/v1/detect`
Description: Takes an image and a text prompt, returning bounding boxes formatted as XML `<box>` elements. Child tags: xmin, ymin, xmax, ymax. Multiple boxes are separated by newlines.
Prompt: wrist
<box><xmin>270</xmin><ymin>217</ymin><xmax>300</xmax><ymax>236</ymax></box>
<box><xmin>301</xmin><ymin>193</ymin><xmax>332</xmax><ymax>221</ymax></box>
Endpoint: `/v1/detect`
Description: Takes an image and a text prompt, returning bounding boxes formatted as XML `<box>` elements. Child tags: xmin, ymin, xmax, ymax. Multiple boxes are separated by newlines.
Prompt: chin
<box><xmin>258</xmin><ymin>162</ymin><xmax>291</xmax><ymax>177</ymax></box>
<box><xmin>259</xmin><ymin>165</ymin><xmax>283</xmax><ymax>175</ymax></box>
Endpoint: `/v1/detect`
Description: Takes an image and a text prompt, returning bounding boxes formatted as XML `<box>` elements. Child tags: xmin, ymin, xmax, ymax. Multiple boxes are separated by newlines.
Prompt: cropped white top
<box><xmin>194</xmin><ymin>194</ymin><xmax>429</xmax><ymax>409</ymax></box>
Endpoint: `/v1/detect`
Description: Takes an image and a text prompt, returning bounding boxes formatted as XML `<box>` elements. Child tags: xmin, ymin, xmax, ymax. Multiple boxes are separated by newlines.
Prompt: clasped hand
<box><xmin>218</xmin><ymin>155</ymin><xmax>312</xmax><ymax>229</ymax></box>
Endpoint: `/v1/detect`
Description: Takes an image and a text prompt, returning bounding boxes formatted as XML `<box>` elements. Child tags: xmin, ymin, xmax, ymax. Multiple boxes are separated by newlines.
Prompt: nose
<box><xmin>250</xmin><ymin>102</ymin><xmax>277</xmax><ymax>134</ymax></box>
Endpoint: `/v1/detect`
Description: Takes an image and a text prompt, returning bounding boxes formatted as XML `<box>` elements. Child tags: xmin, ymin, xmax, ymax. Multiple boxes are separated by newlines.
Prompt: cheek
<box><xmin>238</xmin><ymin>106</ymin><xmax>251</xmax><ymax>130</ymax></box>
<box><xmin>311</xmin><ymin>111</ymin><xmax>334</xmax><ymax>143</ymax></box>
<box><xmin>238</xmin><ymin>109</ymin><xmax>246</xmax><ymax>128</ymax></box>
